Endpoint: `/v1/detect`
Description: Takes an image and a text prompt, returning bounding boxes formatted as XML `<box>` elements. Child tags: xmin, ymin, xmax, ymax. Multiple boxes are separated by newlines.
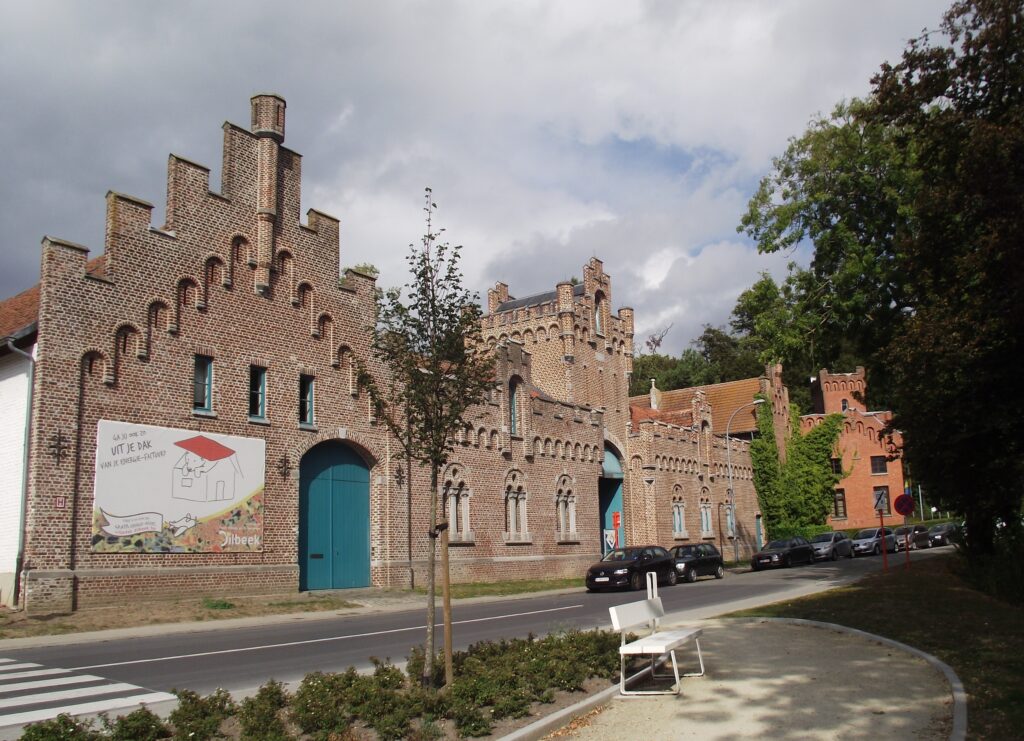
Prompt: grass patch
<box><xmin>415</xmin><ymin>577</ymin><xmax>584</xmax><ymax>599</ymax></box>
<box><xmin>200</xmin><ymin>597</ymin><xmax>235</xmax><ymax>611</ymax></box>
<box><xmin>727</xmin><ymin>553</ymin><xmax>1023</xmax><ymax>739</ymax></box>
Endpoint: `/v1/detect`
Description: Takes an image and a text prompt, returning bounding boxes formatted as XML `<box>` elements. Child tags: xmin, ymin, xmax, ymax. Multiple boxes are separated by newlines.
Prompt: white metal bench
<box><xmin>609</xmin><ymin>596</ymin><xmax>704</xmax><ymax>696</ymax></box>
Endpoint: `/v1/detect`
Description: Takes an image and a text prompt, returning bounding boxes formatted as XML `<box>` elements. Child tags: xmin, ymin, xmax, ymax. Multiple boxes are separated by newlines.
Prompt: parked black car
<box><xmin>669</xmin><ymin>543</ymin><xmax>725</xmax><ymax>582</ymax></box>
<box><xmin>928</xmin><ymin>522</ymin><xmax>960</xmax><ymax>547</ymax></box>
<box><xmin>810</xmin><ymin>531</ymin><xmax>853</xmax><ymax>560</ymax></box>
<box><xmin>585</xmin><ymin>546</ymin><xmax>677</xmax><ymax>591</ymax></box>
<box><xmin>751</xmin><ymin>536</ymin><xmax>815</xmax><ymax>570</ymax></box>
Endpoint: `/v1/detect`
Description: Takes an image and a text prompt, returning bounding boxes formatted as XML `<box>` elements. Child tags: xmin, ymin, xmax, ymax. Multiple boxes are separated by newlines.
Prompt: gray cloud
<box><xmin>1</xmin><ymin>0</ymin><xmax>948</xmax><ymax>353</ymax></box>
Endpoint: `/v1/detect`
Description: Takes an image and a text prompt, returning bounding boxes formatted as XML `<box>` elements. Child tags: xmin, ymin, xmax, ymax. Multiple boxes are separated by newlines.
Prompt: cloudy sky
<box><xmin>0</xmin><ymin>0</ymin><xmax>949</xmax><ymax>354</ymax></box>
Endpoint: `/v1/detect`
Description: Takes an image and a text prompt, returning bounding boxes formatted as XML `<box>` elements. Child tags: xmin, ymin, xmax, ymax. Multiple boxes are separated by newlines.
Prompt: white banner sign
<box><xmin>92</xmin><ymin>420</ymin><xmax>265</xmax><ymax>553</ymax></box>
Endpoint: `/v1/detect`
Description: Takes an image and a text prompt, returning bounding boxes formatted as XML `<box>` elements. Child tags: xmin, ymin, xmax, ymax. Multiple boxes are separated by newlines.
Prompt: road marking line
<box><xmin>0</xmin><ymin>675</ymin><xmax>106</xmax><ymax>694</ymax></box>
<box><xmin>73</xmin><ymin>604</ymin><xmax>585</xmax><ymax>670</ymax></box>
<box><xmin>0</xmin><ymin>683</ymin><xmax>142</xmax><ymax>710</ymax></box>
<box><xmin>0</xmin><ymin>692</ymin><xmax>175</xmax><ymax>726</ymax></box>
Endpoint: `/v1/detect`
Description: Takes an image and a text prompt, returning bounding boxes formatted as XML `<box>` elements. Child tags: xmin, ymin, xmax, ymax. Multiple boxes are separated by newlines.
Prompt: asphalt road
<box><xmin>0</xmin><ymin>547</ymin><xmax>950</xmax><ymax>733</ymax></box>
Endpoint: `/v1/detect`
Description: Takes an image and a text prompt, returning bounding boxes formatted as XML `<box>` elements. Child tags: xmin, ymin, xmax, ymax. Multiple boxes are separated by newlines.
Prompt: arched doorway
<box><xmin>599</xmin><ymin>443</ymin><xmax>624</xmax><ymax>555</ymax></box>
<box><xmin>299</xmin><ymin>440</ymin><xmax>370</xmax><ymax>590</ymax></box>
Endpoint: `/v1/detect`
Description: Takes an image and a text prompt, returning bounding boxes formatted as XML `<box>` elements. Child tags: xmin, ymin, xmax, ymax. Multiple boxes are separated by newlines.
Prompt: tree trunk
<box><xmin>422</xmin><ymin>464</ymin><xmax>439</xmax><ymax>688</ymax></box>
<box><xmin>441</xmin><ymin>521</ymin><xmax>453</xmax><ymax>687</ymax></box>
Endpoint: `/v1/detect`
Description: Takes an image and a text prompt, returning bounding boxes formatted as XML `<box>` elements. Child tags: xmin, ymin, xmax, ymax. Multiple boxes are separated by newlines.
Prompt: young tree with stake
<box><xmin>359</xmin><ymin>189</ymin><xmax>494</xmax><ymax>688</ymax></box>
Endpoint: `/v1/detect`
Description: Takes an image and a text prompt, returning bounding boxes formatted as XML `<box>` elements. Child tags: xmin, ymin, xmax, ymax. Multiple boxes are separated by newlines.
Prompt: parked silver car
<box><xmin>810</xmin><ymin>531</ymin><xmax>853</xmax><ymax>560</ymax></box>
<box><xmin>851</xmin><ymin>527</ymin><xmax>896</xmax><ymax>556</ymax></box>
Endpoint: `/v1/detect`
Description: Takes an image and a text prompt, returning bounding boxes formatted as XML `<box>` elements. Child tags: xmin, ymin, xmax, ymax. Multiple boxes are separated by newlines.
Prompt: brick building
<box><xmin>801</xmin><ymin>367</ymin><xmax>905</xmax><ymax>529</ymax></box>
<box><xmin>0</xmin><ymin>95</ymin><xmax>764</xmax><ymax>614</ymax></box>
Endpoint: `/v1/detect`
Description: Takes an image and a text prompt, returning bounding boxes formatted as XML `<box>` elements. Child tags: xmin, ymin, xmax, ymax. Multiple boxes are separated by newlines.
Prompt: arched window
<box><xmin>504</xmin><ymin>470</ymin><xmax>529</xmax><ymax>542</ymax></box>
<box><xmin>725</xmin><ymin>504</ymin><xmax>735</xmax><ymax>538</ymax></box>
<box><xmin>593</xmin><ymin>291</ymin><xmax>605</xmax><ymax>336</ymax></box>
<box><xmin>509</xmin><ymin>377</ymin><xmax>521</xmax><ymax>436</ymax></box>
<box><xmin>841</xmin><ymin>398</ymin><xmax>849</xmax><ymax>411</ymax></box>
<box><xmin>672</xmin><ymin>488</ymin><xmax>688</xmax><ymax>538</ymax></box>
<box><xmin>443</xmin><ymin>464</ymin><xmax>473</xmax><ymax>543</ymax></box>
<box><xmin>555</xmin><ymin>475</ymin><xmax>577</xmax><ymax>542</ymax></box>
<box><xmin>700</xmin><ymin>497</ymin><xmax>713</xmax><ymax>537</ymax></box>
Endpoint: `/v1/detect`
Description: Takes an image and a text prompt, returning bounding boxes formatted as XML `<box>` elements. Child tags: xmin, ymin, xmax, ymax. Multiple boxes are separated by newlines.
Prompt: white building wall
<box><xmin>0</xmin><ymin>345</ymin><xmax>33</xmax><ymax>606</ymax></box>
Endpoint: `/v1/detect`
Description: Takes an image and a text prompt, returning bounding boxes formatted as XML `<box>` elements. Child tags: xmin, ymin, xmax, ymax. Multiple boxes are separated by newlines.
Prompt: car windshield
<box><xmin>811</xmin><ymin>533</ymin><xmax>834</xmax><ymax>543</ymax></box>
<box><xmin>765</xmin><ymin>540</ymin><xmax>788</xmax><ymax>550</ymax></box>
<box><xmin>854</xmin><ymin>529</ymin><xmax>878</xmax><ymax>539</ymax></box>
<box><xmin>673</xmin><ymin>546</ymin><xmax>698</xmax><ymax>557</ymax></box>
<box><xmin>602</xmin><ymin>548</ymin><xmax>640</xmax><ymax>562</ymax></box>
<box><xmin>895</xmin><ymin>527</ymin><xmax>911</xmax><ymax>535</ymax></box>
<box><xmin>929</xmin><ymin>524</ymin><xmax>947</xmax><ymax>533</ymax></box>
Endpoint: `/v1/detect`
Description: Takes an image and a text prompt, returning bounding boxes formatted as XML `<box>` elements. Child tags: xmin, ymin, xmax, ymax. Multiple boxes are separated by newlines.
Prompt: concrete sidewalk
<box><xmin>530</xmin><ymin>618</ymin><xmax>959</xmax><ymax>741</ymax></box>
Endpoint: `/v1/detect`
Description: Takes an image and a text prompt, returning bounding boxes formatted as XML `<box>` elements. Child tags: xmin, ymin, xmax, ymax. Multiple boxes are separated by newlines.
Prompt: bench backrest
<box><xmin>609</xmin><ymin>597</ymin><xmax>665</xmax><ymax>632</ymax></box>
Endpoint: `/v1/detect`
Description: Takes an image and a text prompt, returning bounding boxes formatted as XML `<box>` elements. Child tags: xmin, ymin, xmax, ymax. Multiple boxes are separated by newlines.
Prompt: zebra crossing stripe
<box><xmin>0</xmin><ymin>675</ymin><xmax>107</xmax><ymax>694</ymax></box>
<box><xmin>0</xmin><ymin>692</ymin><xmax>175</xmax><ymax>727</ymax></box>
<box><xmin>0</xmin><ymin>663</ymin><xmax>42</xmax><ymax>673</ymax></box>
<box><xmin>0</xmin><ymin>683</ymin><xmax>144</xmax><ymax>710</ymax></box>
<box><xmin>0</xmin><ymin>669</ymin><xmax>70</xmax><ymax>681</ymax></box>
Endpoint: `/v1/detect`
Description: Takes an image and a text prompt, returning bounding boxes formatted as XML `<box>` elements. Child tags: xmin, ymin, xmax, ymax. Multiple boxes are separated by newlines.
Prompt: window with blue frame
<box><xmin>299</xmin><ymin>374</ymin><xmax>315</xmax><ymax>426</ymax></box>
<box><xmin>509</xmin><ymin>378</ymin><xmax>520</xmax><ymax>436</ymax></box>
<box><xmin>193</xmin><ymin>355</ymin><xmax>213</xmax><ymax>412</ymax></box>
<box><xmin>249</xmin><ymin>366</ymin><xmax>267</xmax><ymax>420</ymax></box>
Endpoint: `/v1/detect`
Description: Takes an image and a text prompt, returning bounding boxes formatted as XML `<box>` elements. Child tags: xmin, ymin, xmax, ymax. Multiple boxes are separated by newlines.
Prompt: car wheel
<box><xmin>783</xmin><ymin>555</ymin><xmax>791</xmax><ymax>568</ymax></box>
<box><xmin>630</xmin><ymin>572</ymin><xmax>644</xmax><ymax>591</ymax></box>
<box><xmin>666</xmin><ymin>569</ymin><xmax>678</xmax><ymax>586</ymax></box>
<box><xmin>715</xmin><ymin>565</ymin><xmax>725</xmax><ymax>579</ymax></box>
<box><xmin>586</xmin><ymin>586</ymin><xmax>598</xmax><ymax>593</ymax></box>
<box><xmin>873</xmin><ymin>544</ymin><xmax>880</xmax><ymax>555</ymax></box>
<box><xmin>684</xmin><ymin>567</ymin><xmax>698</xmax><ymax>583</ymax></box>
<box><xmin>830</xmin><ymin>549</ymin><xmax>838</xmax><ymax>561</ymax></box>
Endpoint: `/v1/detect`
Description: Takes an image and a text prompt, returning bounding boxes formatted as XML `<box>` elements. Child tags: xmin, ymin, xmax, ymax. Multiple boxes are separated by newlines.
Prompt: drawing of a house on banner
<box><xmin>172</xmin><ymin>435</ymin><xmax>243</xmax><ymax>502</ymax></box>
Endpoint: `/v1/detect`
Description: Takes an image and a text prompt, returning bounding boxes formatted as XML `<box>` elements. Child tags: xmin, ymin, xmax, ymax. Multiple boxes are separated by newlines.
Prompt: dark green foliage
<box><xmin>751</xmin><ymin>401</ymin><xmax>844</xmax><ymax>536</ymax></box>
<box><xmin>237</xmin><ymin>680</ymin><xmax>291</xmax><ymax>741</ymax></box>
<box><xmin>168</xmin><ymin>688</ymin><xmax>235</xmax><ymax>741</ymax></box>
<box><xmin>99</xmin><ymin>707</ymin><xmax>170</xmax><ymax>740</ymax></box>
<box><xmin>739</xmin><ymin>0</ymin><xmax>1024</xmax><ymax>557</ymax></box>
<box><xmin>289</xmin><ymin>671</ymin><xmax>358</xmax><ymax>737</ymax></box>
<box><xmin>20</xmin><ymin>714</ymin><xmax>99</xmax><ymax>741</ymax></box>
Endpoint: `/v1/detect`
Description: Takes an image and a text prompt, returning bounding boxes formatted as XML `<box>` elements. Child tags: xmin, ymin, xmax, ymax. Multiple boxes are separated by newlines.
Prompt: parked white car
<box><xmin>851</xmin><ymin>527</ymin><xmax>896</xmax><ymax>556</ymax></box>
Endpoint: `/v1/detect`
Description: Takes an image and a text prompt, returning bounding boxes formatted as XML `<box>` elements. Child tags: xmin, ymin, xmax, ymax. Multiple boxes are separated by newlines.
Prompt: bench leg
<box><xmin>619</xmin><ymin>650</ymin><xmax>681</xmax><ymax>696</ymax></box>
<box><xmin>682</xmin><ymin>637</ymin><xmax>705</xmax><ymax>678</ymax></box>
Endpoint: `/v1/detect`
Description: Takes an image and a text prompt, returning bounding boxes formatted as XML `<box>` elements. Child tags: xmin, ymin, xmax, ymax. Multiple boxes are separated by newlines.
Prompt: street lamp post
<box><xmin>726</xmin><ymin>398</ymin><xmax>767</xmax><ymax>562</ymax></box>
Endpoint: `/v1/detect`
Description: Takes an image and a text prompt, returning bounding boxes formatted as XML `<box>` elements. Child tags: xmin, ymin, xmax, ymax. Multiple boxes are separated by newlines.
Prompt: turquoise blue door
<box><xmin>299</xmin><ymin>441</ymin><xmax>370</xmax><ymax>590</ymax></box>
<box><xmin>599</xmin><ymin>445</ymin><xmax>625</xmax><ymax>555</ymax></box>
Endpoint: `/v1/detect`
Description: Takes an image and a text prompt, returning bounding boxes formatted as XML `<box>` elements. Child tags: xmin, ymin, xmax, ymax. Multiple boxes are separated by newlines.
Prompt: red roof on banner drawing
<box><xmin>174</xmin><ymin>435</ymin><xmax>236</xmax><ymax>461</ymax></box>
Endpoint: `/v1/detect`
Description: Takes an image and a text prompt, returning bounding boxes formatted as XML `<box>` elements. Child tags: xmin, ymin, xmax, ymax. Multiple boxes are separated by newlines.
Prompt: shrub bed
<box><xmin>18</xmin><ymin>629</ymin><xmax>621</xmax><ymax>740</ymax></box>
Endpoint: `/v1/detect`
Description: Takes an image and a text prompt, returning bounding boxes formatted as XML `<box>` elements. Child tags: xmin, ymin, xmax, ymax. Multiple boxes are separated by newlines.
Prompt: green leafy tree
<box><xmin>869</xmin><ymin>0</ymin><xmax>1024</xmax><ymax>554</ymax></box>
<box><xmin>360</xmin><ymin>189</ymin><xmax>495</xmax><ymax>687</ymax></box>
<box><xmin>741</xmin><ymin>0</ymin><xmax>1024</xmax><ymax>554</ymax></box>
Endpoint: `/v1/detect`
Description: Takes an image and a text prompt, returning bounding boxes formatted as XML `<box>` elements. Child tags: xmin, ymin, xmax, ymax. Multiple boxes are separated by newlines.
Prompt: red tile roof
<box><xmin>0</xmin><ymin>255</ymin><xmax>107</xmax><ymax>341</ymax></box>
<box><xmin>629</xmin><ymin>376</ymin><xmax>763</xmax><ymax>435</ymax></box>
<box><xmin>0</xmin><ymin>284</ymin><xmax>40</xmax><ymax>339</ymax></box>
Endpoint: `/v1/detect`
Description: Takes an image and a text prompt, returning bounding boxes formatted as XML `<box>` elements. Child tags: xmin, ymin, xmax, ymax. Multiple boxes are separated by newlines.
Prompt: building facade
<box><xmin>802</xmin><ymin>367</ymin><xmax>906</xmax><ymax>529</ymax></box>
<box><xmin>0</xmin><ymin>95</ymin><xmax>765</xmax><ymax>614</ymax></box>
